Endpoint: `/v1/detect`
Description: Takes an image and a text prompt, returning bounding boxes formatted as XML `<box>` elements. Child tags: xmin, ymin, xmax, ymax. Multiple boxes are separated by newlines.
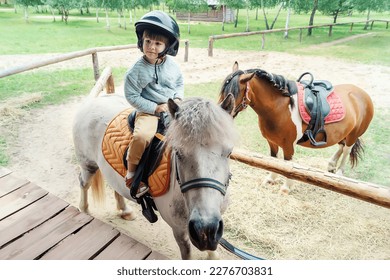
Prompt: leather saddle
<box><xmin>297</xmin><ymin>72</ymin><xmax>334</xmax><ymax>146</ymax></box>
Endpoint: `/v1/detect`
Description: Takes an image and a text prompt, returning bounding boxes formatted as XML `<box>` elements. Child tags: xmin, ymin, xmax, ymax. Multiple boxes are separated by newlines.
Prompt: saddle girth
<box><xmin>297</xmin><ymin>72</ymin><xmax>334</xmax><ymax>147</ymax></box>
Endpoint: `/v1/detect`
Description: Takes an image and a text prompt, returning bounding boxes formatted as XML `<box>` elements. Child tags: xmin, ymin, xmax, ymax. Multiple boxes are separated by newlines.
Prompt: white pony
<box><xmin>72</xmin><ymin>93</ymin><xmax>238</xmax><ymax>259</ymax></box>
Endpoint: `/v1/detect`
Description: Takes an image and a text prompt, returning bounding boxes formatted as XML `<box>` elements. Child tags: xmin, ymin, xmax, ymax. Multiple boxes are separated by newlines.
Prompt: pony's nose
<box><xmin>188</xmin><ymin>218</ymin><xmax>223</xmax><ymax>251</ymax></box>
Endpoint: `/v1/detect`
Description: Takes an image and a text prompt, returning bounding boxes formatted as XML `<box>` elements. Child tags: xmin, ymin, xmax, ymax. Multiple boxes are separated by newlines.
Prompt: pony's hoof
<box><xmin>263</xmin><ymin>177</ymin><xmax>275</xmax><ymax>185</ymax></box>
<box><xmin>121</xmin><ymin>211</ymin><xmax>136</xmax><ymax>221</ymax></box>
<box><xmin>279</xmin><ymin>186</ymin><xmax>290</xmax><ymax>195</ymax></box>
<box><xmin>207</xmin><ymin>250</ymin><xmax>219</xmax><ymax>260</ymax></box>
<box><xmin>79</xmin><ymin>204</ymin><xmax>89</xmax><ymax>213</ymax></box>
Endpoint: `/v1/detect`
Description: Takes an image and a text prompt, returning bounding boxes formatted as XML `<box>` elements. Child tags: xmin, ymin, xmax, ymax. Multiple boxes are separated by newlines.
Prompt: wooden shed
<box><xmin>176</xmin><ymin>0</ymin><xmax>234</xmax><ymax>23</ymax></box>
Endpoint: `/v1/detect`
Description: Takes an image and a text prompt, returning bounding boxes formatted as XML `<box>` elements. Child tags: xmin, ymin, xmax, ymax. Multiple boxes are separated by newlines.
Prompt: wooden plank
<box><xmin>0</xmin><ymin>182</ymin><xmax>48</xmax><ymax>220</ymax></box>
<box><xmin>146</xmin><ymin>251</ymin><xmax>170</xmax><ymax>260</ymax></box>
<box><xmin>0</xmin><ymin>173</ymin><xmax>29</xmax><ymax>197</ymax></box>
<box><xmin>0</xmin><ymin>193</ymin><xmax>69</xmax><ymax>248</ymax></box>
<box><xmin>0</xmin><ymin>167</ymin><xmax>12</xmax><ymax>178</ymax></box>
<box><xmin>0</xmin><ymin>206</ymin><xmax>92</xmax><ymax>260</ymax></box>
<box><xmin>41</xmin><ymin>219</ymin><xmax>120</xmax><ymax>260</ymax></box>
<box><xmin>94</xmin><ymin>234</ymin><xmax>152</xmax><ymax>260</ymax></box>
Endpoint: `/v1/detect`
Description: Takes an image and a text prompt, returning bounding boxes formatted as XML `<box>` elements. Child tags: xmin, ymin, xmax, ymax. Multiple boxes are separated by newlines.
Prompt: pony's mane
<box><xmin>165</xmin><ymin>97</ymin><xmax>238</xmax><ymax>151</ymax></box>
<box><xmin>219</xmin><ymin>68</ymin><xmax>298</xmax><ymax>99</ymax></box>
<box><xmin>249</xmin><ymin>69</ymin><xmax>298</xmax><ymax>96</ymax></box>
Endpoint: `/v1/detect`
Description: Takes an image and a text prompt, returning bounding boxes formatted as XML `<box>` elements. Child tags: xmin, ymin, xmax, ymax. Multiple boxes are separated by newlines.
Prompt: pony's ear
<box><xmin>232</xmin><ymin>61</ymin><xmax>239</xmax><ymax>73</ymax></box>
<box><xmin>168</xmin><ymin>98</ymin><xmax>180</xmax><ymax>119</ymax></box>
<box><xmin>220</xmin><ymin>93</ymin><xmax>235</xmax><ymax>115</ymax></box>
<box><xmin>240</xmin><ymin>72</ymin><xmax>255</xmax><ymax>84</ymax></box>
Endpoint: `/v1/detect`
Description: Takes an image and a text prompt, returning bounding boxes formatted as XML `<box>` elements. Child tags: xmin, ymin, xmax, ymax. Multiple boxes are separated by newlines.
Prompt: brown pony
<box><xmin>219</xmin><ymin>62</ymin><xmax>374</xmax><ymax>194</ymax></box>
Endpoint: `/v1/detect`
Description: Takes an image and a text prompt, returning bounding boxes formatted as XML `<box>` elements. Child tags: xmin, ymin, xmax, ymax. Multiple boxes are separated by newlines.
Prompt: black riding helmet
<box><xmin>135</xmin><ymin>10</ymin><xmax>180</xmax><ymax>57</ymax></box>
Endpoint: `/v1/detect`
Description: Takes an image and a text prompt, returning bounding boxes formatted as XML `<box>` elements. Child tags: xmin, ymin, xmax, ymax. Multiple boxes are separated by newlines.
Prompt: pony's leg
<box><xmin>207</xmin><ymin>250</ymin><xmax>219</xmax><ymax>260</ymax></box>
<box><xmin>263</xmin><ymin>142</ymin><xmax>279</xmax><ymax>185</ymax></box>
<box><xmin>78</xmin><ymin>168</ymin><xmax>95</xmax><ymax>212</ymax></box>
<box><xmin>279</xmin><ymin>178</ymin><xmax>294</xmax><ymax>195</ymax></box>
<box><xmin>172</xmin><ymin>230</ymin><xmax>192</xmax><ymax>260</ymax></box>
<box><xmin>328</xmin><ymin>143</ymin><xmax>344</xmax><ymax>173</ymax></box>
<box><xmin>114</xmin><ymin>191</ymin><xmax>136</xmax><ymax>221</ymax></box>
<box><xmin>335</xmin><ymin>144</ymin><xmax>352</xmax><ymax>176</ymax></box>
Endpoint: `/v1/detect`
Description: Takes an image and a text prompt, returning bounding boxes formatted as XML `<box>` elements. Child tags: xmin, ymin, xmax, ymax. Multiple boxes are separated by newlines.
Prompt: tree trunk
<box><xmin>234</xmin><ymin>9</ymin><xmax>239</xmax><ymax>28</ymax></box>
<box><xmin>187</xmin><ymin>13</ymin><xmax>191</xmax><ymax>34</ymax></box>
<box><xmin>96</xmin><ymin>8</ymin><xmax>99</xmax><ymax>23</ymax></box>
<box><xmin>333</xmin><ymin>9</ymin><xmax>340</xmax><ymax>23</ymax></box>
<box><xmin>105</xmin><ymin>8</ymin><xmax>110</xmax><ymax>31</ymax></box>
<box><xmin>262</xmin><ymin>6</ymin><xmax>269</xmax><ymax>30</ymax></box>
<box><xmin>284</xmin><ymin>1</ymin><xmax>291</xmax><ymax>39</ymax></box>
<box><xmin>364</xmin><ymin>8</ymin><xmax>371</xmax><ymax>30</ymax></box>
<box><xmin>270</xmin><ymin>2</ymin><xmax>284</xmax><ymax>30</ymax></box>
<box><xmin>50</xmin><ymin>7</ymin><xmax>56</xmax><ymax>22</ymax></box>
<box><xmin>222</xmin><ymin>5</ymin><xmax>225</xmax><ymax>31</ymax></box>
<box><xmin>24</xmin><ymin>6</ymin><xmax>29</xmax><ymax>22</ymax></box>
<box><xmin>308</xmin><ymin>0</ymin><xmax>318</xmax><ymax>36</ymax></box>
<box><xmin>245</xmin><ymin>6</ymin><xmax>249</xmax><ymax>32</ymax></box>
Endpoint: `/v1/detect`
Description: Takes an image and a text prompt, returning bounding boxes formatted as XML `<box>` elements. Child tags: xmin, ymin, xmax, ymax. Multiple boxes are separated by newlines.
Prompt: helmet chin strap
<box><xmin>153</xmin><ymin>41</ymin><xmax>178</xmax><ymax>84</ymax></box>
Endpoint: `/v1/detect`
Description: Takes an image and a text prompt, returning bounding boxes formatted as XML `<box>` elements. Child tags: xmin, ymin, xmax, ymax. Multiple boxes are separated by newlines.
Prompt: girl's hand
<box><xmin>155</xmin><ymin>103</ymin><xmax>168</xmax><ymax>114</ymax></box>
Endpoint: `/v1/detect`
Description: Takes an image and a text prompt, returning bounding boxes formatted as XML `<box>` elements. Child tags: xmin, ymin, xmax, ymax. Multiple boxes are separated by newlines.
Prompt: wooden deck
<box><xmin>0</xmin><ymin>167</ymin><xmax>169</xmax><ymax>260</ymax></box>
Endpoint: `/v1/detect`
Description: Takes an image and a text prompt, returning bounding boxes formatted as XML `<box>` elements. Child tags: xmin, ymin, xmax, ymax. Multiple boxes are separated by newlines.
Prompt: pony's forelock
<box><xmin>165</xmin><ymin>97</ymin><xmax>238</xmax><ymax>151</ymax></box>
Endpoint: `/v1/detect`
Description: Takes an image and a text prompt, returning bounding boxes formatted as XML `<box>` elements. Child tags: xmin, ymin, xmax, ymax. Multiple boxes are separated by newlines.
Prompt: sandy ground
<box><xmin>1</xmin><ymin>47</ymin><xmax>390</xmax><ymax>260</ymax></box>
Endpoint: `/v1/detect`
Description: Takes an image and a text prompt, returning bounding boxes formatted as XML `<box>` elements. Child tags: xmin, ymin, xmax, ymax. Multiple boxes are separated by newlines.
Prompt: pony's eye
<box><xmin>176</xmin><ymin>150</ymin><xmax>184</xmax><ymax>161</ymax></box>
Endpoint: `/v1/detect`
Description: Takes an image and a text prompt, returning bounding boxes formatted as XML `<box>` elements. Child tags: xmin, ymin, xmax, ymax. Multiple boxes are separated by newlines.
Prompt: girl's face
<box><xmin>142</xmin><ymin>36</ymin><xmax>166</xmax><ymax>63</ymax></box>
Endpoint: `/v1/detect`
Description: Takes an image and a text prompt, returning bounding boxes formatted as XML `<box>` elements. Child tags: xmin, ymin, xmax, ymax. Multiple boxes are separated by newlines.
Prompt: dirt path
<box><xmin>2</xmin><ymin>48</ymin><xmax>390</xmax><ymax>260</ymax></box>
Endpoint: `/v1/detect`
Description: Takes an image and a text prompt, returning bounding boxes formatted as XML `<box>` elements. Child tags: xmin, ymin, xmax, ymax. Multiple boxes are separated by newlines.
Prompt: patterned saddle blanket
<box><xmin>101</xmin><ymin>108</ymin><xmax>171</xmax><ymax>197</ymax></box>
<box><xmin>297</xmin><ymin>82</ymin><xmax>345</xmax><ymax>124</ymax></box>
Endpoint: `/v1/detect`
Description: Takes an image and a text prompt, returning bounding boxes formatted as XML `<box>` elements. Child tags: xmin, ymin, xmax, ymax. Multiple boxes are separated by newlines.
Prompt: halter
<box><xmin>174</xmin><ymin>152</ymin><xmax>229</xmax><ymax>196</ymax></box>
<box><xmin>232</xmin><ymin>82</ymin><xmax>251</xmax><ymax>117</ymax></box>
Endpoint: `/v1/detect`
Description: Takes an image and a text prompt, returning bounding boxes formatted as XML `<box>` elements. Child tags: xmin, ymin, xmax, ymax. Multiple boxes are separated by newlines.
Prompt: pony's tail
<box><xmin>350</xmin><ymin>138</ymin><xmax>364</xmax><ymax>168</ymax></box>
<box><xmin>91</xmin><ymin>169</ymin><xmax>105</xmax><ymax>205</ymax></box>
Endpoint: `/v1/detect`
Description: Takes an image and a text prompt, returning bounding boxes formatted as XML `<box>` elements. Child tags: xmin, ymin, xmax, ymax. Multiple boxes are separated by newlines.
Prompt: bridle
<box><xmin>232</xmin><ymin>82</ymin><xmax>251</xmax><ymax>118</ymax></box>
<box><xmin>224</xmin><ymin>70</ymin><xmax>252</xmax><ymax>118</ymax></box>
<box><xmin>174</xmin><ymin>152</ymin><xmax>230</xmax><ymax>196</ymax></box>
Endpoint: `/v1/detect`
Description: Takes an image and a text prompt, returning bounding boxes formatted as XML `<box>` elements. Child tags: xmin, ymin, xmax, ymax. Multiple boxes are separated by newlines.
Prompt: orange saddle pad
<box><xmin>102</xmin><ymin>109</ymin><xmax>171</xmax><ymax>197</ymax></box>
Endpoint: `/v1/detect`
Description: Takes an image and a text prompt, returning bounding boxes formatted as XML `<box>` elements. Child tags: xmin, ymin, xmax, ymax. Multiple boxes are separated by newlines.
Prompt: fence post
<box><xmin>350</xmin><ymin>22</ymin><xmax>354</xmax><ymax>32</ymax></box>
<box><xmin>328</xmin><ymin>25</ymin><xmax>333</xmax><ymax>37</ymax></box>
<box><xmin>92</xmin><ymin>52</ymin><xmax>99</xmax><ymax>81</ymax></box>
<box><xmin>370</xmin><ymin>20</ymin><xmax>374</xmax><ymax>30</ymax></box>
<box><xmin>208</xmin><ymin>37</ymin><xmax>214</xmax><ymax>57</ymax></box>
<box><xmin>299</xmin><ymin>28</ymin><xmax>302</xmax><ymax>42</ymax></box>
<box><xmin>261</xmin><ymin>33</ymin><xmax>265</xmax><ymax>49</ymax></box>
<box><xmin>184</xmin><ymin>40</ymin><xmax>189</xmax><ymax>62</ymax></box>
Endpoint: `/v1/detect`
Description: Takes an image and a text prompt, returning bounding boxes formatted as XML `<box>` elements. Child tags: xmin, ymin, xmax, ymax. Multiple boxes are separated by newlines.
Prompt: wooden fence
<box><xmin>94</xmin><ymin>66</ymin><xmax>390</xmax><ymax>209</ymax></box>
<box><xmin>208</xmin><ymin>19</ymin><xmax>390</xmax><ymax>56</ymax></box>
<box><xmin>0</xmin><ymin>40</ymin><xmax>190</xmax><ymax>80</ymax></box>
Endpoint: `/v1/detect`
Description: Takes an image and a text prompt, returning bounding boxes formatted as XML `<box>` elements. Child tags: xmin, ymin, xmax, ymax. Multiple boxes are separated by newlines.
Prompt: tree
<box><xmin>14</xmin><ymin>0</ymin><xmax>42</xmax><ymax>22</ymax></box>
<box><xmin>318</xmin><ymin>0</ymin><xmax>352</xmax><ymax>23</ymax></box>
<box><xmin>353</xmin><ymin>0</ymin><xmax>388</xmax><ymax>29</ymax></box>
<box><xmin>308</xmin><ymin>0</ymin><xmax>318</xmax><ymax>36</ymax></box>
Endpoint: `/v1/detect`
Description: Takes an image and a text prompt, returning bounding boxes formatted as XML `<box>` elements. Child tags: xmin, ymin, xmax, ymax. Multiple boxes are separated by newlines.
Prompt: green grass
<box><xmin>0</xmin><ymin>7</ymin><xmax>389</xmax><ymax>185</ymax></box>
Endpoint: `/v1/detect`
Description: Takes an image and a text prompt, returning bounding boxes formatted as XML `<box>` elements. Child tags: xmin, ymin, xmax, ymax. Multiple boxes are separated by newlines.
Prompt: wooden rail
<box><xmin>230</xmin><ymin>150</ymin><xmax>390</xmax><ymax>209</ymax></box>
<box><xmin>0</xmin><ymin>40</ymin><xmax>190</xmax><ymax>80</ymax></box>
<box><xmin>208</xmin><ymin>19</ymin><xmax>389</xmax><ymax>56</ymax></box>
